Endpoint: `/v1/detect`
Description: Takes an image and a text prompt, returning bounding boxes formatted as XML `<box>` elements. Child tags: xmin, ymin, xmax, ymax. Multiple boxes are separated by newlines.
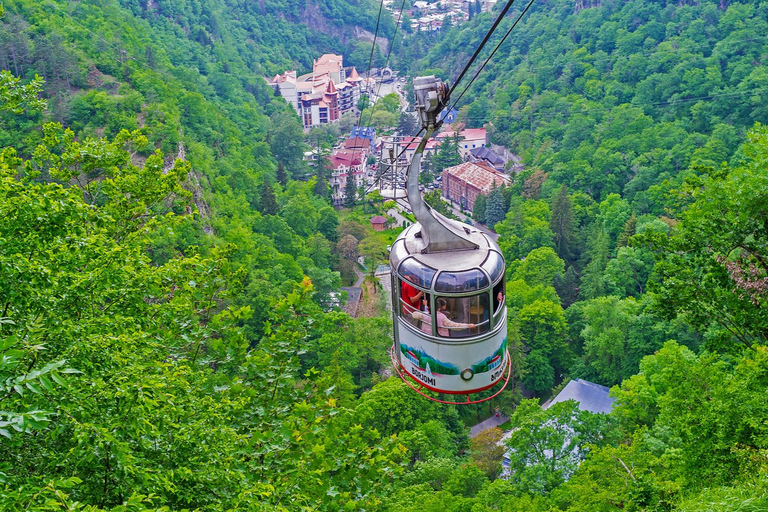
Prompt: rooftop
<box><xmin>545</xmin><ymin>379</ymin><xmax>615</xmax><ymax>414</ymax></box>
<box><xmin>470</xmin><ymin>146</ymin><xmax>505</xmax><ymax>166</ymax></box>
<box><xmin>330</xmin><ymin>149</ymin><xmax>363</xmax><ymax>168</ymax></box>
<box><xmin>443</xmin><ymin>161</ymin><xmax>510</xmax><ymax>193</ymax></box>
<box><xmin>438</xmin><ymin>127</ymin><xmax>487</xmax><ymax>141</ymax></box>
<box><xmin>314</xmin><ymin>54</ymin><xmax>343</xmax><ymax>77</ymax></box>
<box><xmin>344</xmin><ymin>137</ymin><xmax>371</xmax><ymax>150</ymax></box>
<box><xmin>346</xmin><ymin>67</ymin><xmax>363</xmax><ymax>82</ymax></box>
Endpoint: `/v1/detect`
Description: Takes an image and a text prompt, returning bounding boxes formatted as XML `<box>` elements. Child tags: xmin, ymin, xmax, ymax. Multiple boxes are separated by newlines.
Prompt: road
<box><xmin>340</xmin><ymin>266</ymin><xmax>365</xmax><ymax>317</ymax></box>
<box><xmin>370</xmin><ymin>78</ymin><xmax>408</xmax><ymax>111</ymax></box>
<box><xmin>470</xmin><ymin>413</ymin><xmax>510</xmax><ymax>438</ymax></box>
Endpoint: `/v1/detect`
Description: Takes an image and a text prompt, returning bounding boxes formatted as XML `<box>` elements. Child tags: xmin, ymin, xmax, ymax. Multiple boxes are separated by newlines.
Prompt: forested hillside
<box><xmin>1</xmin><ymin>0</ymin><xmax>767</xmax><ymax>509</ymax></box>
<box><xmin>387</xmin><ymin>0</ymin><xmax>768</xmax><ymax>508</ymax></box>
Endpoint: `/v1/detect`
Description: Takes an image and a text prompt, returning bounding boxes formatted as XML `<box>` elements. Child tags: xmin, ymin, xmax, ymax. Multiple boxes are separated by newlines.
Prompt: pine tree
<box><xmin>259</xmin><ymin>180</ymin><xmax>279</xmax><ymax>215</ymax></box>
<box><xmin>553</xmin><ymin>265</ymin><xmax>580</xmax><ymax>308</ymax></box>
<box><xmin>343</xmin><ymin>173</ymin><xmax>356</xmax><ymax>208</ymax></box>
<box><xmin>397</xmin><ymin>111</ymin><xmax>418</xmax><ymax>136</ymax></box>
<box><xmin>473</xmin><ymin>193</ymin><xmax>487</xmax><ymax>224</ymax></box>
<box><xmin>485</xmin><ymin>185</ymin><xmax>506</xmax><ymax>228</ymax></box>
<box><xmin>276</xmin><ymin>162</ymin><xmax>288</xmax><ymax>186</ymax></box>
<box><xmin>314</xmin><ymin>172</ymin><xmax>330</xmax><ymax>200</ymax></box>
<box><xmin>550</xmin><ymin>185</ymin><xmax>576</xmax><ymax>264</ymax></box>
<box><xmin>432</xmin><ymin>133</ymin><xmax>462</xmax><ymax>173</ymax></box>
<box><xmin>423</xmin><ymin>152</ymin><xmax>435</xmax><ymax>174</ymax></box>
<box><xmin>617</xmin><ymin>213</ymin><xmax>637</xmax><ymax>248</ymax></box>
<box><xmin>579</xmin><ymin>228</ymin><xmax>609</xmax><ymax>299</ymax></box>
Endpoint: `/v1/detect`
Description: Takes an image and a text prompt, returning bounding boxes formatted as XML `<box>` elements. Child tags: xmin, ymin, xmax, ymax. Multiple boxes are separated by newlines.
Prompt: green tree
<box><xmin>522</xmin><ymin>349</ymin><xmax>555</xmax><ymax>396</ymax></box>
<box><xmin>472</xmin><ymin>193</ymin><xmax>487</xmax><ymax>224</ymax></box>
<box><xmin>259</xmin><ymin>179</ymin><xmax>279</xmax><ymax>215</ymax></box>
<box><xmin>343</xmin><ymin>173</ymin><xmax>357</xmax><ymax>208</ymax></box>
<box><xmin>603</xmin><ymin>246</ymin><xmax>655</xmax><ymax>297</ymax></box>
<box><xmin>432</xmin><ymin>133</ymin><xmax>462</xmax><ymax>173</ymax></box>
<box><xmin>616</xmin><ymin>212</ymin><xmax>636</xmax><ymax>248</ymax></box>
<box><xmin>553</xmin><ymin>266</ymin><xmax>580</xmax><ymax>309</ymax></box>
<box><xmin>516</xmin><ymin>299</ymin><xmax>570</xmax><ymax>379</ymax></box>
<box><xmin>470</xmin><ymin>428</ymin><xmax>506</xmax><ymax>480</ymax></box>
<box><xmin>485</xmin><ymin>185</ymin><xmax>506</xmax><ymax>228</ymax></box>
<box><xmin>276</xmin><ymin>161</ymin><xmax>289</xmax><ymax>186</ymax></box>
<box><xmin>579</xmin><ymin>228</ymin><xmax>610</xmax><ymax>300</ymax></box>
<box><xmin>511</xmin><ymin>247</ymin><xmax>565</xmax><ymax>288</ymax></box>
<box><xmin>549</xmin><ymin>185</ymin><xmax>576</xmax><ymax>264</ymax></box>
<box><xmin>423</xmin><ymin>189</ymin><xmax>455</xmax><ymax>218</ymax></box>
<box><xmin>505</xmin><ymin>399</ymin><xmax>611</xmax><ymax>495</ymax></box>
<box><xmin>281</xmin><ymin>193</ymin><xmax>321</xmax><ymax>237</ymax></box>
<box><xmin>269</xmin><ymin>110</ymin><xmax>306</xmax><ymax>177</ymax></box>
<box><xmin>648</xmin><ymin>126</ymin><xmax>768</xmax><ymax>350</ymax></box>
<box><xmin>398</xmin><ymin>111</ymin><xmax>418</xmax><ymax>136</ymax></box>
<box><xmin>358</xmin><ymin>233</ymin><xmax>388</xmax><ymax>273</ymax></box>
<box><xmin>357</xmin><ymin>94</ymin><xmax>370</xmax><ymax>112</ymax></box>
<box><xmin>317</xmin><ymin>206</ymin><xmax>340</xmax><ymax>242</ymax></box>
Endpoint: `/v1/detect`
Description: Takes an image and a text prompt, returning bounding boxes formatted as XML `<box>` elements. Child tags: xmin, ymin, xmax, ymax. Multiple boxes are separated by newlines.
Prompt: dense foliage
<box><xmin>1</xmin><ymin>0</ymin><xmax>767</xmax><ymax>509</ymax></box>
<box><xmin>383</xmin><ymin>0</ymin><xmax>768</xmax><ymax>508</ymax></box>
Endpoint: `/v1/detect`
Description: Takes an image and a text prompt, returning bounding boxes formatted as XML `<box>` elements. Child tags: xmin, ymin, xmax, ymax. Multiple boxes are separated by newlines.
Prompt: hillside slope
<box><xmin>408</xmin><ymin>0</ymin><xmax>766</xmax><ymax>204</ymax></box>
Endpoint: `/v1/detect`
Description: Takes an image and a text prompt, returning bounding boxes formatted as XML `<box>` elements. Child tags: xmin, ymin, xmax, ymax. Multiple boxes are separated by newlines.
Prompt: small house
<box><xmin>370</xmin><ymin>215</ymin><xmax>388</xmax><ymax>231</ymax></box>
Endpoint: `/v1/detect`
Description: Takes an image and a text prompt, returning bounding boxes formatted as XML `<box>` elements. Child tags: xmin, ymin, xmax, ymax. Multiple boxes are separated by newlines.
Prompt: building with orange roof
<box><xmin>299</xmin><ymin>80</ymin><xmax>340</xmax><ymax>128</ymax></box>
<box><xmin>441</xmin><ymin>161</ymin><xmax>511</xmax><ymax>211</ymax></box>
<box><xmin>269</xmin><ymin>54</ymin><xmax>366</xmax><ymax>130</ymax></box>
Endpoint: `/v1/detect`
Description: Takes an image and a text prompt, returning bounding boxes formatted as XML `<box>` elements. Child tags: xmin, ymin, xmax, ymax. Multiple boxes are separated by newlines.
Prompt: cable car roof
<box><xmin>391</xmin><ymin>222</ymin><xmax>504</xmax><ymax>286</ymax></box>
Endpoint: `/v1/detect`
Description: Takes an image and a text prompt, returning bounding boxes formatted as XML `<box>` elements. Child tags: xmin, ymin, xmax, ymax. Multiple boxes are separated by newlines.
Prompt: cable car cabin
<box><xmin>385</xmin><ymin>75</ymin><xmax>509</xmax><ymax>403</ymax></box>
<box><xmin>390</xmin><ymin>221</ymin><xmax>508</xmax><ymax>397</ymax></box>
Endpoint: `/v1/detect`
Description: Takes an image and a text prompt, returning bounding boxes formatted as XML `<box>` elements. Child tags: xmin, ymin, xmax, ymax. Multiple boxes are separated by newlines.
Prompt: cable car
<box><xmin>389</xmin><ymin>76</ymin><xmax>510</xmax><ymax>404</ymax></box>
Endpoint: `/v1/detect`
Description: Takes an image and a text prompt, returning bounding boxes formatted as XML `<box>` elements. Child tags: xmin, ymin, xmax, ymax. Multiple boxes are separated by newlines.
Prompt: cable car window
<box><xmin>389</xmin><ymin>239</ymin><xmax>409</xmax><ymax>272</ymax></box>
<box><xmin>399</xmin><ymin>274</ymin><xmax>430</xmax><ymax>330</ymax></box>
<box><xmin>493</xmin><ymin>277</ymin><xmax>505</xmax><ymax>314</ymax></box>
<box><xmin>434</xmin><ymin>269</ymin><xmax>489</xmax><ymax>293</ymax></box>
<box><xmin>398</xmin><ymin>257</ymin><xmax>436</xmax><ymax>289</ymax></box>
<box><xmin>482</xmin><ymin>251</ymin><xmax>504</xmax><ymax>284</ymax></box>
<box><xmin>434</xmin><ymin>294</ymin><xmax>490</xmax><ymax>338</ymax></box>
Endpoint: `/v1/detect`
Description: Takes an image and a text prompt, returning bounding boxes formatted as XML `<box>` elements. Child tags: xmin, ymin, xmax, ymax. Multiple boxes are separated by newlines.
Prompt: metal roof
<box><xmin>545</xmin><ymin>379</ymin><xmax>615</xmax><ymax>414</ymax></box>
<box><xmin>470</xmin><ymin>146</ymin><xmax>505</xmax><ymax>166</ymax></box>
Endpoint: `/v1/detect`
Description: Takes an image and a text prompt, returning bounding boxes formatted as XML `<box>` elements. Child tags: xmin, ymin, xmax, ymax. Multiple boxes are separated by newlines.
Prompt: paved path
<box><xmin>387</xmin><ymin>207</ymin><xmax>409</xmax><ymax>227</ymax></box>
<box><xmin>375</xmin><ymin>267</ymin><xmax>393</xmax><ymax>312</ymax></box>
<box><xmin>469</xmin><ymin>413</ymin><xmax>510</xmax><ymax>438</ymax></box>
<box><xmin>340</xmin><ymin>266</ymin><xmax>365</xmax><ymax>317</ymax></box>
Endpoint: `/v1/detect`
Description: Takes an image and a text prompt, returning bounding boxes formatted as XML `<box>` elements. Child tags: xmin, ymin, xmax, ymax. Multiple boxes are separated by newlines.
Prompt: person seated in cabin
<box><xmin>412</xmin><ymin>298</ymin><xmax>475</xmax><ymax>337</ymax></box>
<box><xmin>401</xmin><ymin>273</ymin><xmax>425</xmax><ymax>315</ymax></box>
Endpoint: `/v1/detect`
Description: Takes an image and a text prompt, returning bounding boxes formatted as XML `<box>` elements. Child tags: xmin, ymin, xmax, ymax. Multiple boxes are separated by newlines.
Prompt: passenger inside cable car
<box><xmin>400</xmin><ymin>273</ymin><xmax>424</xmax><ymax>315</ymax></box>
<box><xmin>411</xmin><ymin>297</ymin><xmax>482</xmax><ymax>338</ymax></box>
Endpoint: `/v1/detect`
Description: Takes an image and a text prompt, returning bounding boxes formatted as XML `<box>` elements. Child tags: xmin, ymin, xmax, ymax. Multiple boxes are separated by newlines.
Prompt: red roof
<box><xmin>370</xmin><ymin>215</ymin><xmax>388</xmax><ymax>225</ymax></box>
<box><xmin>344</xmin><ymin>137</ymin><xmax>371</xmax><ymax>150</ymax></box>
<box><xmin>330</xmin><ymin>149</ymin><xmax>363</xmax><ymax>168</ymax></box>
